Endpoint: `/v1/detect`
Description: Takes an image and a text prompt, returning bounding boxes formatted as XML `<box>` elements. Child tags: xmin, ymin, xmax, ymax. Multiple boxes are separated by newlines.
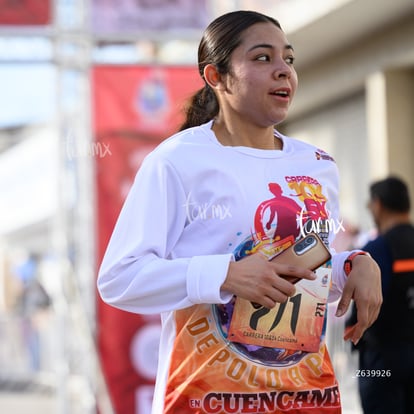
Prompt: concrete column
<box><xmin>366</xmin><ymin>68</ymin><xmax>414</xmax><ymax>220</ymax></box>
<box><xmin>365</xmin><ymin>71</ymin><xmax>389</xmax><ymax>180</ymax></box>
<box><xmin>384</xmin><ymin>68</ymin><xmax>414</xmax><ymax>188</ymax></box>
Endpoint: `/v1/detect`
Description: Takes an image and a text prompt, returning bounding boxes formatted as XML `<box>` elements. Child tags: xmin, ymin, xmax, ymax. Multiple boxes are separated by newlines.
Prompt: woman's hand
<box><xmin>336</xmin><ymin>255</ymin><xmax>382</xmax><ymax>345</ymax></box>
<box><xmin>222</xmin><ymin>254</ymin><xmax>316</xmax><ymax>309</ymax></box>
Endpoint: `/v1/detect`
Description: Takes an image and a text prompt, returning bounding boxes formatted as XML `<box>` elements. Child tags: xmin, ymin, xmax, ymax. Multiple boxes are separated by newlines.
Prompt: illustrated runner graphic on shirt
<box><xmin>254</xmin><ymin>182</ymin><xmax>303</xmax><ymax>243</ymax></box>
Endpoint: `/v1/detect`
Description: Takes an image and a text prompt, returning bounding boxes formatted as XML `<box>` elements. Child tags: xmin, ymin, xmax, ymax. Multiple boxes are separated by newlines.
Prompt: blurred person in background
<box><xmin>13</xmin><ymin>253</ymin><xmax>52</xmax><ymax>372</ymax></box>
<box><xmin>98</xmin><ymin>10</ymin><xmax>381</xmax><ymax>413</ymax></box>
<box><xmin>347</xmin><ymin>176</ymin><xmax>414</xmax><ymax>414</ymax></box>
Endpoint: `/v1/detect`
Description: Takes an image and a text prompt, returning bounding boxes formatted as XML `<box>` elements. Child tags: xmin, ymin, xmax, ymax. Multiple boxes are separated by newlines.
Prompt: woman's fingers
<box><xmin>223</xmin><ymin>255</ymin><xmax>316</xmax><ymax>308</ymax></box>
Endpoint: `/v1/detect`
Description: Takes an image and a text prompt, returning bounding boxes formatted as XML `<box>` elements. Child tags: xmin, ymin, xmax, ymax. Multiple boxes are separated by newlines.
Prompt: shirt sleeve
<box><xmin>329</xmin><ymin>250</ymin><xmax>351</xmax><ymax>302</ymax></box>
<box><xmin>97</xmin><ymin>153</ymin><xmax>233</xmax><ymax>314</ymax></box>
<box><xmin>329</xmin><ymin>249</ymin><xmax>371</xmax><ymax>302</ymax></box>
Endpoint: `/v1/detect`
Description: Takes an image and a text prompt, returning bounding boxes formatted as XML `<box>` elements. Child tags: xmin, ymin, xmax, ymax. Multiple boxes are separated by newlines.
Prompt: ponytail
<box><xmin>179</xmin><ymin>84</ymin><xmax>219</xmax><ymax>131</ymax></box>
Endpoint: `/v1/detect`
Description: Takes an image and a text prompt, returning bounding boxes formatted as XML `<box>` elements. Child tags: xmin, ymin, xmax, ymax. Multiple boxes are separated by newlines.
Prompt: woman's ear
<box><xmin>204</xmin><ymin>64</ymin><xmax>226</xmax><ymax>91</ymax></box>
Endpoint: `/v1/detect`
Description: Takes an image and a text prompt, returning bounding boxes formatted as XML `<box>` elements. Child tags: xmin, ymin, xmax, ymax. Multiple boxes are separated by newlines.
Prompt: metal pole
<box><xmin>52</xmin><ymin>0</ymin><xmax>71</xmax><ymax>411</ymax></box>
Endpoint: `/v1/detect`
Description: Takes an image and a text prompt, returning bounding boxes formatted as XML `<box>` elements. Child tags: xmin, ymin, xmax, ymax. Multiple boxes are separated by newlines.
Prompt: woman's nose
<box><xmin>273</xmin><ymin>61</ymin><xmax>292</xmax><ymax>79</ymax></box>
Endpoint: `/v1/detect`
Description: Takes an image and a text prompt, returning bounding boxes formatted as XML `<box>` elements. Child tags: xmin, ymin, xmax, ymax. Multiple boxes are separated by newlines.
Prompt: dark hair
<box><xmin>180</xmin><ymin>10</ymin><xmax>282</xmax><ymax>131</ymax></box>
<box><xmin>370</xmin><ymin>176</ymin><xmax>411</xmax><ymax>213</ymax></box>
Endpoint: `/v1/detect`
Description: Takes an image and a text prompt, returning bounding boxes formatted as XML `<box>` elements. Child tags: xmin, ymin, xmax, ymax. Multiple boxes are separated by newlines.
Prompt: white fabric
<box><xmin>97</xmin><ymin>120</ymin><xmax>350</xmax><ymax>412</ymax></box>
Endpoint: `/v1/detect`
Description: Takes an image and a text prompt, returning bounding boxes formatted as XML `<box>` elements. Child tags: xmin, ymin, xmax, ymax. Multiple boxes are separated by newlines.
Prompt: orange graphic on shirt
<box><xmin>163</xmin><ymin>176</ymin><xmax>340</xmax><ymax>413</ymax></box>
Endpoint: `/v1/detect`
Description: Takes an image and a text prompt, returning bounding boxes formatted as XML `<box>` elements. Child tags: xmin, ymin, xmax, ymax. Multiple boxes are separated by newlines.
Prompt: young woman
<box><xmin>98</xmin><ymin>10</ymin><xmax>381</xmax><ymax>413</ymax></box>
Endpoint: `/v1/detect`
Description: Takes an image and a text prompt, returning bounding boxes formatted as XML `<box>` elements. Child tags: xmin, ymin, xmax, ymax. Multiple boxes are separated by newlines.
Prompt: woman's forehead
<box><xmin>238</xmin><ymin>22</ymin><xmax>291</xmax><ymax>50</ymax></box>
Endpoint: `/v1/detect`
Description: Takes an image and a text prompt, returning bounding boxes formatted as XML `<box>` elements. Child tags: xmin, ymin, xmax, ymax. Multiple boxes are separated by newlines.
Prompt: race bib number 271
<box><xmin>228</xmin><ymin>266</ymin><xmax>332</xmax><ymax>353</ymax></box>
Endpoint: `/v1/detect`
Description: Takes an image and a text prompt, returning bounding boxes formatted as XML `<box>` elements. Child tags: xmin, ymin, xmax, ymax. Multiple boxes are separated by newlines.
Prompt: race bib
<box><xmin>228</xmin><ymin>266</ymin><xmax>331</xmax><ymax>352</ymax></box>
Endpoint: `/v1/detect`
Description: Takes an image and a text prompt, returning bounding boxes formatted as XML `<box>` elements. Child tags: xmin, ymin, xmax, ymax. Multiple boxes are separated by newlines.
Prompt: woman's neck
<box><xmin>212</xmin><ymin>119</ymin><xmax>282</xmax><ymax>150</ymax></box>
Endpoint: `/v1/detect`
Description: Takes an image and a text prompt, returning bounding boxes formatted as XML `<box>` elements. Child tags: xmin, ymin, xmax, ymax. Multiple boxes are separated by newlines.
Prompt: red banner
<box><xmin>93</xmin><ymin>65</ymin><xmax>202</xmax><ymax>414</ymax></box>
<box><xmin>0</xmin><ymin>0</ymin><xmax>51</xmax><ymax>25</ymax></box>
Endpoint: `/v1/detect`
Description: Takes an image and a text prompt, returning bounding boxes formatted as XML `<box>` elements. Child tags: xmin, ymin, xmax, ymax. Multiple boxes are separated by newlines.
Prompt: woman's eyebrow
<box><xmin>248</xmin><ymin>43</ymin><xmax>295</xmax><ymax>52</ymax></box>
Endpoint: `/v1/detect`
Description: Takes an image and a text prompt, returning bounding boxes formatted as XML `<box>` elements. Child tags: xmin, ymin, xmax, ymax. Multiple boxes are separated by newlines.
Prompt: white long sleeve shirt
<box><xmin>98</xmin><ymin>121</ymin><xmax>350</xmax><ymax>413</ymax></box>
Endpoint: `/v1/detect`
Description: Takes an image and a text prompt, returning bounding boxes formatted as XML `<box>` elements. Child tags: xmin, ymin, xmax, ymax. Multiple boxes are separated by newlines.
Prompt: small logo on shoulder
<box><xmin>315</xmin><ymin>150</ymin><xmax>335</xmax><ymax>162</ymax></box>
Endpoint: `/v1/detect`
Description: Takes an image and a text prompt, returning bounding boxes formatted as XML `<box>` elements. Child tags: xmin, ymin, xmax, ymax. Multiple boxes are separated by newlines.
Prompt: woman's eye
<box><xmin>256</xmin><ymin>55</ymin><xmax>270</xmax><ymax>62</ymax></box>
<box><xmin>285</xmin><ymin>56</ymin><xmax>295</xmax><ymax>65</ymax></box>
